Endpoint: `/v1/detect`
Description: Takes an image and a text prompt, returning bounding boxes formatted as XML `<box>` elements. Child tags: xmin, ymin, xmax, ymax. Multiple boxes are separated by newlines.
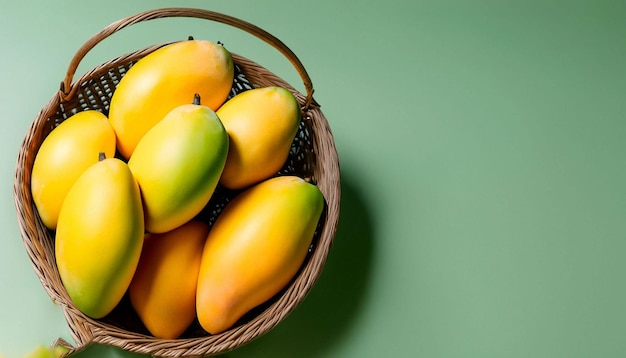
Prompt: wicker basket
<box><xmin>13</xmin><ymin>8</ymin><xmax>340</xmax><ymax>357</ymax></box>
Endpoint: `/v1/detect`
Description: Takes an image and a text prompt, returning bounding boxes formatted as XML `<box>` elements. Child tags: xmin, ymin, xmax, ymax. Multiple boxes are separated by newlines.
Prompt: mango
<box><xmin>31</xmin><ymin>110</ymin><xmax>116</xmax><ymax>229</ymax></box>
<box><xmin>217</xmin><ymin>86</ymin><xmax>301</xmax><ymax>190</ymax></box>
<box><xmin>109</xmin><ymin>39</ymin><xmax>234</xmax><ymax>159</ymax></box>
<box><xmin>55</xmin><ymin>154</ymin><xmax>144</xmax><ymax>319</ymax></box>
<box><xmin>23</xmin><ymin>344</ymin><xmax>69</xmax><ymax>358</ymax></box>
<box><xmin>129</xmin><ymin>221</ymin><xmax>209</xmax><ymax>339</ymax></box>
<box><xmin>196</xmin><ymin>175</ymin><xmax>324</xmax><ymax>334</ymax></box>
<box><xmin>128</xmin><ymin>94</ymin><xmax>229</xmax><ymax>234</ymax></box>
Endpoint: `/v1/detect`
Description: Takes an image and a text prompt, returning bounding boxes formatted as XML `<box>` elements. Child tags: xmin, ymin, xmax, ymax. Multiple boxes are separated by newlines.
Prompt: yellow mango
<box><xmin>109</xmin><ymin>39</ymin><xmax>234</xmax><ymax>159</ymax></box>
<box><xmin>31</xmin><ymin>110</ymin><xmax>116</xmax><ymax>229</ymax></box>
<box><xmin>129</xmin><ymin>221</ymin><xmax>209</xmax><ymax>339</ymax></box>
<box><xmin>217</xmin><ymin>86</ymin><xmax>301</xmax><ymax>190</ymax></box>
<box><xmin>196</xmin><ymin>175</ymin><xmax>324</xmax><ymax>334</ymax></box>
<box><xmin>128</xmin><ymin>94</ymin><xmax>229</xmax><ymax>234</ymax></box>
<box><xmin>55</xmin><ymin>155</ymin><xmax>144</xmax><ymax>319</ymax></box>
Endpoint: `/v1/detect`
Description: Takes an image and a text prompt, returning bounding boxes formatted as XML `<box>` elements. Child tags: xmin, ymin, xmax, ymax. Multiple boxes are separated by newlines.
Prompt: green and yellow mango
<box><xmin>55</xmin><ymin>154</ymin><xmax>144</xmax><ymax>319</ymax></box>
<box><xmin>128</xmin><ymin>94</ymin><xmax>229</xmax><ymax>234</ymax></box>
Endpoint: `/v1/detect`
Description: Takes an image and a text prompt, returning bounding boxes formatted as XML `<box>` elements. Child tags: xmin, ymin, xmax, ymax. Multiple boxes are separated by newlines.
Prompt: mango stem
<box><xmin>193</xmin><ymin>93</ymin><xmax>201</xmax><ymax>105</ymax></box>
<box><xmin>98</xmin><ymin>152</ymin><xmax>106</xmax><ymax>161</ymax></box>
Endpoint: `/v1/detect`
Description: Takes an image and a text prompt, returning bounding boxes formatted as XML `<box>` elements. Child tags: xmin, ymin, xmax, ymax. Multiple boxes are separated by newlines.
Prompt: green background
<box><xmin>2</xmin><ymin>0</ymin><xmax>625</xmax><ymax>357</ymax></box>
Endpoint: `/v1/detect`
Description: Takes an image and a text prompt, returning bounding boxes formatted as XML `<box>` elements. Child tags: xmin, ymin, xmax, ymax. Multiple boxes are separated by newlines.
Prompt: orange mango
<box><xmin>217</xmin><ymin>86</ymin><xmax>301</xmax><ymax>190</ymax></box>
<box><xmin>196</xmin><ymin>176</ymin><xmax>324</xmax><ymax>334</ymax></box>
<box><xmin>108</xmin><ymin>39</ymin><xmax>234</xmax><ymax>159</ymax></box>
<box><xmin>129</xmin><ymin>221</ymin><xmax>210</xmax><ymax>339</ymax></box>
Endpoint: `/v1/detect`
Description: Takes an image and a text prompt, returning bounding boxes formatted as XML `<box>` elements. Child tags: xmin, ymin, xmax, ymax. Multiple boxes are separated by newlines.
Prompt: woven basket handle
<box><xmin>59</xmin><ymin>7</ymin><xmax>316</xmax><ymax>109</ymax></box>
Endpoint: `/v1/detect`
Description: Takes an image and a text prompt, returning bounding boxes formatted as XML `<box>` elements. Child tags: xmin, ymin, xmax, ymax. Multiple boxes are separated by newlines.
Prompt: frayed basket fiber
<box><xmin>13</xmin><ymin>7</ymin><xmax>340</xmax><ymax>357</ymax></box>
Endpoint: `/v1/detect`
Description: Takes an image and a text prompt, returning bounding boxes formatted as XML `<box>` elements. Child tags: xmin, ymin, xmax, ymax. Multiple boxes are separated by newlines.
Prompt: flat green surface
<box><xmin>2</xmin><ymin>0</ymin><xmax>626</xmax><ymax>357</ymax></box>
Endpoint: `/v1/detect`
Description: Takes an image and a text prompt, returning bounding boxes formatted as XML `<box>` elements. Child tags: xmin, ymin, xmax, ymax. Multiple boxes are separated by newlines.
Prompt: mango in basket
<box><xmin>109</xmin><ymin>38</ymin><xmax>234</xmax><ymax>159</ymax></box>
<box><xmin>217</xmin><ymin>86</ymin><xmax>301</xmax><ymax>190</ymax></box>
<box><xmin>31</xmin><ymin>110</ymin><xmax>116</xmax><ymax>229</ymax></box>
<box><xmin>56</xmin><ymin>153</ymin><xmax>144</xmax><ymax>319</ymax></box>
<box><xmin>128</xmin><ymin>94</ymin><xmax>228</xmax><ymax>234</ymax></box>
<box><xmin>196</xmin><ymin>175</ymin><xmax>324</xmax><ymax>334</ymax></box>
<box><xmin>129</xmin><ymin>221</ymin><xmax>210</xmax><ymax>339</ymax></box>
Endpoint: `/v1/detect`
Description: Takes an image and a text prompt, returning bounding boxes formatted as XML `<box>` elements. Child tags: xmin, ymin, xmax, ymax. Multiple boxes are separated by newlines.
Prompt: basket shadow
<box><xmin>227</xmin><ymin>169</ymin><xmax>376</xmax><ymax>357</ymax></box>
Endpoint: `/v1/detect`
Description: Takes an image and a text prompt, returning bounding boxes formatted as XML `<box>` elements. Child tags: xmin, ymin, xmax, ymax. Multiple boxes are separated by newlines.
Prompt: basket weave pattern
<box><xmin>14</xmin><ymin>8</ymin><xmax>340</xmax><ymax>357</ymax></box>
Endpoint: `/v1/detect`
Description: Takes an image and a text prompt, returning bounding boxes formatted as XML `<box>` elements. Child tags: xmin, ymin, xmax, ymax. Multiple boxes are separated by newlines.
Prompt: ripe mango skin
<box><xmin>130</xmin><ymin>221</ymin><xmax>210</xmax><ymax>339</ymax></box>
<box><xmin>23</xmin><ymin>344</ymin><xmax>68</xmax><ymax>358</ymax></box>
<box><xmin>31</xmin><ymin>110</ymin><xmax>116</xmax><ymax>229</ymax></box>
<box><xmin>128</xmin><ymin>101</ymin><xmax>229</xmax><ymax>234</ymax></box>
<box><xmin>55</xmin><ymin>157</ymin><xmax>144</xmax><ymax>319</ymax></box>
<box><xmin>109</xmin><ymin>39</ymin><xmax>234</xmax><ymax>159</ymax></box>
<box><xmin>217</xmin><ymin>86</ymin><xmax>301</xmax><ymax>190</ymax></box>
<box><xmin>196</xmin><ymin>176</ymin><xmax>324</xmax><ymax>334</ymax></box>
